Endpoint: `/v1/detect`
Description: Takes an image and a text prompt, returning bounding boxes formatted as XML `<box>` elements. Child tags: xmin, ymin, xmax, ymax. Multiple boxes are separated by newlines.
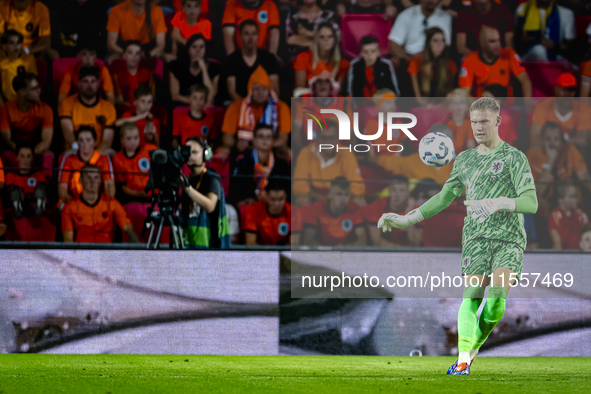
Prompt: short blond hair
<box><xmin>470</xmin><ymin>97</ymin><xmax>500</xmax><ymax>114</ymax></box>
<box><xmin>120</xmin><ymin>122</ymin><xmax>139</xmax><ymax>139</ymax></box>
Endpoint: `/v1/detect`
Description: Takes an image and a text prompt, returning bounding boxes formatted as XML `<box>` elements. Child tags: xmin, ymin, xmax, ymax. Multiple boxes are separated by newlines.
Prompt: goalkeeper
<box><xmin>378</xmin><ymin>97</ymin><xmax>538</xmax><ymax>375</ymax></box>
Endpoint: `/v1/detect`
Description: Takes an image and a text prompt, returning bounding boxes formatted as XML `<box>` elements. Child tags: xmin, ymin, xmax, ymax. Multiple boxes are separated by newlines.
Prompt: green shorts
<box><xmin>461</xmin><ymin>238</ymin><xmax>524</xmax><ymax>285</ymax></box>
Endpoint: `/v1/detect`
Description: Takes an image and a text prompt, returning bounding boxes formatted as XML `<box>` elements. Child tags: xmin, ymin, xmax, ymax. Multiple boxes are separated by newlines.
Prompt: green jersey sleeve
<box><xmin>510</xmin><ymin>151</ymin><xmax>536</xmax><ymax>196</ymax></box>
<box><xmin>443</xmin><ymin>154</ymin><xmax>465</xmax><ymax>197</ymax></box>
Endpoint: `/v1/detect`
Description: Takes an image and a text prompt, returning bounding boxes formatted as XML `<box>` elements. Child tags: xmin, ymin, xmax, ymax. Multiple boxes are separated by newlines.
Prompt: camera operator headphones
<box><xmin>202</xmin><ymin>139</ymin><xmax>213</xmax><ymax>162</ymax></box>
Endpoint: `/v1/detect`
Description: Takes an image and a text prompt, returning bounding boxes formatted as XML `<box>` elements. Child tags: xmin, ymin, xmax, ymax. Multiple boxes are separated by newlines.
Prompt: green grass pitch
<box><xmin>1</xmin><ymin>355</ymin><xmax>590</xmax><ymax>393</ymax></box>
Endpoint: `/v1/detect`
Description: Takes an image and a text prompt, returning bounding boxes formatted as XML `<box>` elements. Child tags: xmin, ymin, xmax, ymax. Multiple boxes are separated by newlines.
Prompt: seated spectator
<box><xmin>221</xmin><ymin>66</ymin><xmax>290</xmax><ymax>156</ymax></box>
<box><xmin>293</xmin><ymin>120</ymin><xmax>365</xmax><ymax>207</ymax></box>
<box><xmin>0</xmin><ymin>0</ymin><xmax>53</xmax><ymax>57</ymax></box>
<box><xmin>112</xmin><ymin>41</ymin><xmax>155</xmax><ymax>107</ymax></box>
<box><xmin>229</xmin><ymin>123</ymin><xmax>290</xmax><ymax>207</ymax></box>
<box><xmin>364</xmin><ymin>175</ymin><xmax>422</xmax><ymax>247</ymax></box>
<box><xmin>62</xmin><ymin>164</ymin><xmax>139</xmax><ymax>243</ymax></box>
<box><xmin>388</xmin><ymin>0</ymin><xmax>452</xmax><ymax>65</ymax></box>
<box><xmin>173</xmin><ymin>0</ymin><xmax>209</xmax><ymax>14</ymax></box>
<box><xmin>456</xmin><ymin>0</ymin><xmax>513</xmax><ymax>56</ymax></box>
<box><xmin>293</xmin><ymin>22</ymin><xmax>348</xmax><ymax>90</ymax></box>
<box><xmin>459</xmin><ymin>26</ymin><xmax>531</xmax><ymax>98</ymax></box>
<box><xmin>481</xmin><ymin>85</ymin><xmax>518</xmax><ymax>146</ymax></box>
<box><xmin>580</xmin><ymin>224</ymin><xmax>591</xmax><ymax>252</ymax></box>
<box><xmin>365</xmin><ymin>90</ymin><xmax>404</xmax><ymax>155</ymax></box>
<box><xmin>58</xmin><ymin>43</ymin><xmax>115</xmax><ymax>106</ymax></box>
<box><xmin>52</xmin><ymin>0</ymin><xmax>109</xmax><ymax>58</ymax></box>
<box><xmin>106</xmin><ymin>0</ymin><xmax>167</xmax><ymax>60</ymax></box>
<box><xmin>443</xmin><ymin>88</ymin><xmax>476</xmax><ymax>154</ymax></box>
<box><xmin>223</xmin><ymin>20</ymin><xmax>279</xmax><ymax>101</ymax></box>
<box><xmin>515</xmin><ymin>0</ymin><xmax>575</xmax><ymax>62</ymax></box>
<box><xmin>286</xmin><ymin>0</ymin><xmax>338</xmax><ymax>58</ymax></box>
<box><xmin>112</xmin><ymin>122</ymin><xmax>156</xmax><ymax>205</ymax></box>
<box><xmin>373</xmin><ymin>123</ymin><xmax>453</xmax><ymax>185</ymax></box>
<box><xmin>58</xmin><ymin>126</ymin><xmax>115</xmax><ymax>205</ymax></box>
<box><xmin>301</xmin><ymin>176</ymin><xmax>367</xmax><ymax>246</ymax></box>
<box><xmin>170</xmin><ymin>33</ymin><xmax>220</xmax><ymax>106</ymax></box>
<box><xmin>0</xmin><ymin>29</ymin><xmax>36</xmax><ymax>104</ymax></box>
<box><xmin>529</xmin><ymin>73</ymin><xmax>591</xmax><ymax>152</ymax></box>
<box><xmin>222</xmin><ymin>0</ymin><xmax>280</xmax><ymax>55</ymax></box>
<box><xmin>345</xmin><ymin>35</ymin><xmax>400</xmax><ymax>97</ymax></box>
<box><xmin>0</xmin><ymin>73</ymin><xmax>53</xmax><ymax>172</ymax></box>
<box><xmin>58</xmin><ymin>65</ymin><xmax>117</xmax><ymax>153</ymax></box>
<box><xmin>243</xmin><ymin>178</ymin><xmax>291</xmax><ymax>245</ymax></box>
<box><xmin>172</xmin><ymin>84</ymin><xmax>216</xmax><ymax>148</ymax></box>
<box><xmin>169</xmin><ymin>0</ymin><xmax>212</xmax><ymax>61</ymax></box>
<box><xmin>180</xmin><ymin>136</ymin><xmax>230</xmax><ymax>249</ymax></box>
<box><xmin>527</xmin><ymin>121</ymin><xmax>591</xmax><ymax>217</ymax></box>
<box><xmin>409</xmin><ymin>27</ymin><xmax>456</xmax><ymax>105</ymax></box>
<box><xmin>548</xmin><ymin>181</ymin><xmax>589</xmax><ymax>250</ymax></box>
<box><xmin>118</xmin><ymin>84</ymin><xmax>160</xmax><ymax>147</ymax></box>
<box><xmin>5</xmin><ymin>145</ymin><xmax>46</xmax><ymax>218</ymax></box>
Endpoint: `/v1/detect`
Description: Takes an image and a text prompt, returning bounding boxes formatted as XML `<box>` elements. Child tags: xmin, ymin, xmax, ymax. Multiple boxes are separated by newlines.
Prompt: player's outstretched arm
<box><xmin>377</xmin><ymin>185</ymin><xmax>457</xmax><ymax>232</ymax></box>
<box><xmin>464</xmin><ymin>189</ymin><xmax>538</xmax><ymax>223</ymax></box>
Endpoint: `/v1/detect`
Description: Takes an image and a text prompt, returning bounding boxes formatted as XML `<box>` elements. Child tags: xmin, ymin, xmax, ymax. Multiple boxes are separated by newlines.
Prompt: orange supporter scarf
<box><xmin>71</xmin><ymin>150</ymin><xmax>101</xmax><ymax>195</ymax></box>
<box><xmin>253</xmin><ymin>150</ymin><xmax>274</xmax><ymax>196</ymax></box>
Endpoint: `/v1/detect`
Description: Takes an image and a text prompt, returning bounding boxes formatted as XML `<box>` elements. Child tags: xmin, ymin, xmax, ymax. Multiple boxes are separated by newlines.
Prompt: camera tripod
<box><xmin>142</xmin><ymin>190</ymin><xmax>185</xmax><ymax>249</ymax></box>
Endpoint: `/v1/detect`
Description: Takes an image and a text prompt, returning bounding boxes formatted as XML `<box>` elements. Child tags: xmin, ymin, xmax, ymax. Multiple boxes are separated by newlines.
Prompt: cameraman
<box><xmin>180</xmin><ymin>137</ymin><xmax>230</xmax><ymax>249</ymax></box>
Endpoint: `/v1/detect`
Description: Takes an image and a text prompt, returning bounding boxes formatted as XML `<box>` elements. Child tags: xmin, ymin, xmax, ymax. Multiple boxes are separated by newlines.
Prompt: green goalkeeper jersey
<box><xmin>444</xmin><ymin>141</ymin><xmax>536</xmax><ymax>249</ymax></box>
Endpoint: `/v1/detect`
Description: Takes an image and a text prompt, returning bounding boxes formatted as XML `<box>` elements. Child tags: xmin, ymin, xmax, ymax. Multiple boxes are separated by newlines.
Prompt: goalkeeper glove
<box><xmin>464</xmin><ymin>197</ymin><xmax>516</xmax><ymax>223</ymax></box>
<box><xmin>377</xmin><ymin>208</ymin><xmax>424</xmax><ymax>232</ymax></box>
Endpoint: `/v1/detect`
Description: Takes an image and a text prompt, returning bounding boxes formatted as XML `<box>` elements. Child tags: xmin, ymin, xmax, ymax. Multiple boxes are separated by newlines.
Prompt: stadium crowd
<box><xmin>0</xmin><ymin>0</ymin><xmax>590</xmax><ymax>251</ymax></box>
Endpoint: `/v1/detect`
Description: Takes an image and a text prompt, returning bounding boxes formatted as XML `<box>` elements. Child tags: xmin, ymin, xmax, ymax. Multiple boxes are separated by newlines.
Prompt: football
<box><xmin>418</xmin><ymin>132</ymin><xmax>455</xmax><ymax>168</ymax></box>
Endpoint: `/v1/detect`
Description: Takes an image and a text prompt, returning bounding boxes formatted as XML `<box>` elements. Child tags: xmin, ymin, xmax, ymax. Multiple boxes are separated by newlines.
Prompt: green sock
<box><xmin>472</xmin><ymin>286</ymin><xmax>508</xmax><ymax>350</ymax></box>
<box><xmin>457</xmin><ymin>285</ymin><xmax>484</xmax><ymax>354</ymax></box>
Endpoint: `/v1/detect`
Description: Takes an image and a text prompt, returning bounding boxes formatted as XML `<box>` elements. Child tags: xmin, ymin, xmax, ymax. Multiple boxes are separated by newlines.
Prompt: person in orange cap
<box><xmin>221</xmin><ymin>65</ymin><xmax>290</xmax><ymax>157</ymax></box>
<box><xmin>529</xmin><ymin>72</ymin><xmax>591</xmax><ymax>152</ymax></box>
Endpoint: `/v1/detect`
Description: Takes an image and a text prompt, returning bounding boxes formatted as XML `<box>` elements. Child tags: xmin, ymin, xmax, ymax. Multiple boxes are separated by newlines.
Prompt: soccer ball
<box><xmin>418</xmin><ymin>132</ymin><xmax>455</xmax><ymax>167</ymax></box>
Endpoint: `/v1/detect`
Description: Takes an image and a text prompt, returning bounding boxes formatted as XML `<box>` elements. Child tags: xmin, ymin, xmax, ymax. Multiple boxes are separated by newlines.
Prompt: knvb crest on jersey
<box><xmin>462</xmin><ymin>256</ymin><xmax>471</xmax><ymax>269</ymax></box>
<box><xmin>491</xmin><ymin>160</ymin><xmax>504</xmax><ymax>179</ymax></box>
<box><xmin>303</xmin><ymin>107</ymin><xmax>418</xmax><ymax>154</ymax></box>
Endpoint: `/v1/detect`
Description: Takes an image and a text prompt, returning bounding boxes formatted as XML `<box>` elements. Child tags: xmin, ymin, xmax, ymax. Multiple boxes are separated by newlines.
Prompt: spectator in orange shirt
<box><xmin>172</xmin><ymin>84</ymin><xmax>216</xmax><ymax>148</ymax></box>
<box><xmin>548</xmin><ymin>181</ymin><xmax>589</xmax><ymax>250</ymax></box>
<box><xmin>443</xmin><ymin>88</ymin><xmax>476</xmax><ymax>154</ymax></box>
<box><xmin>5</xmin><ymin>145</ymin><xmax>46</xmax><ymax>218</ymax></box>
<box><xmin>169</xmin><ymin>0</ymin><xmax>212</xmax><ymax>61</ymax></box>
<box><xmin>0</xmin><ymin>29</ymin><xmax>36</xmax><ymax>104</ymax></box>
<box><xmin>301</xmin><ymin>176</ymin><xmax>367</xmax><ymax>246</ymax></box>
<box><xmin>58</xmin><ymin>125</ymin><xmax>115</xmax><ymax>204</ymax></box>
<box><xmin>0</xmin><ymin>0</ymin><xmax>53</xmax><ymax>57</ymax></box>
<box><xmin>221</xmin><ymin>65</ymin><xmax>290</xmax><ymax>156</ymax></box>
<box><xmin>62</xmin><ymin>164</ymin><xmax>139</xmax><ymax>243</ymax></box>
<box><xmin>244</xmin><ymin>178</ymin><xmax>291</xmax><ymax>246</ymax></box>
<box><xmin>223</xmin><ymin>20</ymin><xmax>280</xmax><ymax>101</ymax></box>
<box><xmin>112</xmin><ymin>40</ymin><xmax>155</xmax><ymax>107</ymax></box>
<box><xmin>173</xmin><ymin>0</ymin><xmax>209</xmax><ymax>14</ymax></box>
<box><xmin>106</xmin><ymin>0</ymin><xmax>167</xmax><ymax>60</ymax></box>
<box><xmin>112</xmin><ymin>122</ymin><xmax>156</xmax><ymax>205</ymax></box>
<box><xmin>293</xmin><ymin>22</ymin><xmax>349</xmax><ymax>90</ymax></box>
<box><xmin>58</xmin><ymin>65</ymin><xmax>117</xmax><ymax>153</ymax></box>
<box><xmin>117</xmin><ymin>83</ymin><xmax>160</xmax><ymax>147</ymax></box>
<box><xmin>459</xmin><ymin>26</ymin><xmax>531</xmax><ymax>98</ymax></box>
<box><xmin>222</xmin><ymin>0</ymin><xmax>280</xmax><ymax>55</ymax></box>
<box><xmin>364</xmin><ymin>175</ymin><xmax>422</xmax><ymax>247</ymax></box>
<box><xmin>57</xmin><ymin>44</ymin><xmax>115</xmax><ymax>106</ymax></box>
<box><xmin>529</xmin><ymin>72</ymin><xmax>591</xmax><ymax>152</ymax></box>
<box><xmin>293</xmin><ymin>120</ymin><xmax>366</xmax><ymax>207</ymax></box>
<box><xmin>0</xmin><ymin>73</ymin><xmax>53</xmax><ymax>170</ymax></box>
<box><xmin>409</xmin><ymin>27</ymin><xmax>457</xmax><ymax>105</ymax></box>
<box><xmin>527</xmin><ymin>121</ymin><xmax>591</xmax><ymax>217</ymax></box>
<box><xmin>345</xmin><ymin>35</ymin><xmax>400</xmax><ymax>97</ymax></box>
<box><xmin>373</xmin><ymin>123</ymin><xmax>453</xmax><ymax>185</ymax></box>
<box><xmin>580</xmin><ymin>225</ymin><xmax>591</xmax><ymax>252</ymax></box>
